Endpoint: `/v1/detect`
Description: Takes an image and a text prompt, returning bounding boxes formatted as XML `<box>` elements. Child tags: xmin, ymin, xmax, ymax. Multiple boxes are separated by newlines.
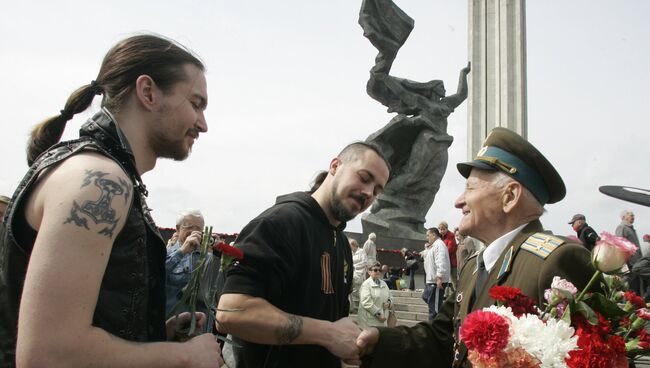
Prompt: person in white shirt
<box><xmin>350</xmin><ymin>239</ymin><xmax>368</xmax><ymax>313</ymax></box>
<box><xmin>358</xmin><ymin>262</ymin><xmax>391</xmax><ymax>329</ymax></box>
<box><xmin>364</xmin><ymin>232</ymin><xmax>378</xmax><ymax>265</ymax></box>
<box><xmin>422</xmin><ymin>228</ymin><xmax>450</xmax><ymax>321</ymax></box>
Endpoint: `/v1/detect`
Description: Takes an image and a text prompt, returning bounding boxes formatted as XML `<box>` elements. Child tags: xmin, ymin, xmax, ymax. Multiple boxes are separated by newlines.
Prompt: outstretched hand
<box><xmin>356</xmin><ymin>327</ymin><xmax>380</xmax><ymax>358</ymax></box>
<box><xmin>325</xmin><ymin>317</ymin><xmax>362</xmax><ymax>363</ymax></box>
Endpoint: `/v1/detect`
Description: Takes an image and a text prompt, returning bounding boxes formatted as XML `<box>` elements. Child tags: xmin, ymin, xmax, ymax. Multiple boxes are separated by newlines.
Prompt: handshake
<box><xmin>321</xmin><ymin>318</ymin><xmax>381</xmax><ymax>366</ymax></box>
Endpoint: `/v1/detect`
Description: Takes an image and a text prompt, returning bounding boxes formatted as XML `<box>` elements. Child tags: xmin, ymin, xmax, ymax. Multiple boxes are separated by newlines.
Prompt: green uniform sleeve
<box><xmin>363</xmin><ymin>296</ymin><xmax>455</xmax><ymax>367</ymax></box>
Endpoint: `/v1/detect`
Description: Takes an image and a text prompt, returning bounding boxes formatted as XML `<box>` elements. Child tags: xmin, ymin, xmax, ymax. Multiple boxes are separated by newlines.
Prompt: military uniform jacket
<box><xmin>364</xmin><ymin>220</ymin><xmax>595</xmax><ymax>368</ymax></box>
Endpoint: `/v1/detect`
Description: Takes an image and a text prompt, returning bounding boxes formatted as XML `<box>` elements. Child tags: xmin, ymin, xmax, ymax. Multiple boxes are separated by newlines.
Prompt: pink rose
<box><xmin>592</xmin><ymin>231</ymin><xmax>638</xmax><ymax>273</ymax></box>
<box><xmin>544</xmin><ymin>276</ymin><xmax>578</xmax><ymax>305</ymax></box>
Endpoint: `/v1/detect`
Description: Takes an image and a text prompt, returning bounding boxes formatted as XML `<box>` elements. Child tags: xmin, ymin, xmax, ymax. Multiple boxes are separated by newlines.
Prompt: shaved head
<box><xmin>338</xmin><ymin>142</ymin><xmax>390</xmax><ymax>172</ymax></box>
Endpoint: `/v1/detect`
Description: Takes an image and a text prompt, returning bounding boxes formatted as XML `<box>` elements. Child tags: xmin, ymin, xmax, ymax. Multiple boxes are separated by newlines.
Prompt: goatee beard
<box><xmin>330</xmin><ymin>195</ymin><xmax>355</xmax><ymax>223</ymax></box>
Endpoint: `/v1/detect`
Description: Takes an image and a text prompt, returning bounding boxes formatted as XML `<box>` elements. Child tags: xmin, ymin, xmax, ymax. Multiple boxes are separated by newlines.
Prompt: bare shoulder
<box><xmin>26</xmin><ymin>151</ymin><xmax>134</xmax><ymax>239</ymax></box>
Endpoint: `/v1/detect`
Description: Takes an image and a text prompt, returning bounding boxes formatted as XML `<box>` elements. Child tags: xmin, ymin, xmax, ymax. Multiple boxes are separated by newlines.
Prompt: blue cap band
<box><xmin>475</xmin><ymin>146</ymin><xmax>550</xmax><ymax>205</ymax></box>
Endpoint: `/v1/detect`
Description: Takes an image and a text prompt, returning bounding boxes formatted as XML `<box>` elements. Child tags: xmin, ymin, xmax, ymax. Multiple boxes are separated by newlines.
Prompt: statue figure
<box><xmin>359</xmin><ymin>0</ymin><xmax>471</xmax><ymax>240</ymax></box>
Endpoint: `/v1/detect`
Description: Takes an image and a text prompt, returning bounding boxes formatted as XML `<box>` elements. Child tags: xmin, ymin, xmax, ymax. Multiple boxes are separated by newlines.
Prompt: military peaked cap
<box><xmin>457</xmin><ymin>127</ymin><xmax>566</xmax><ymax>205</ymax></box>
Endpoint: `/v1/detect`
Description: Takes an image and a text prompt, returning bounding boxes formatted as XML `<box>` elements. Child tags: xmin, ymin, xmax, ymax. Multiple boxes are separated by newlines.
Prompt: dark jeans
<box><xmin>424</xmin><ymin>283</ymin><xmax>448</xmax><ymax>321</ymax></box>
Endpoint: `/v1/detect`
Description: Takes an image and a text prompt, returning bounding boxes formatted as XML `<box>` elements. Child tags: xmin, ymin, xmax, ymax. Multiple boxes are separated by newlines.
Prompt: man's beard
<box><xmin>149</xmin><ymin>104</ymin><xmax>193</xmax><ymax>161</ymax></box>
<box><xmin>149</xmin><ymin>130</ymin><xmax>190</xmax><ymax>161</ymax></box>
<box><xmin>329</xmin><ymin>182</ymin><xmax>359</xmax><ymax>223</ymax></box>
<box><xmin>330</xmin><ymin>195</ymin><xmax>356</xmax><ymax>223</ymax></box>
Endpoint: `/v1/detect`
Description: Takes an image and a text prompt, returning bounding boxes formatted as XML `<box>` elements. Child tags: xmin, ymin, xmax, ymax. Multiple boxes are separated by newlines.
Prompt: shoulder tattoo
<box><xmin>276</xmin><ymin>314</ymin><xmax>303</xmax><ymax>345</ymax></box>
<box><xmin>63</xmin><ymin>169</ymin><xmax>132</xmax><ymax>238</ymax></box>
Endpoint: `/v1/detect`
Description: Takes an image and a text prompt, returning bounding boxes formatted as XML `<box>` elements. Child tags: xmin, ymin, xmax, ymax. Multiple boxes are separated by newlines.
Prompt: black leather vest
<box><xmin>0</xmin><ymin>110</ymin><xmax>167</xmax><ymax>366</ymax></box>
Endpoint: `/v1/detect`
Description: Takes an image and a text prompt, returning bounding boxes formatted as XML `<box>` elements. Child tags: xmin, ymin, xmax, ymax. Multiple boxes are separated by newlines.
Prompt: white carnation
<box><xmin>483</xmin><ymin>305</ymin><xmax>516</xmax><ymax>320</ymax></box>
<box><xmin>509</xmin><ymin>314</ymin><xmax>578</xmax><ymax>368</ymax></box>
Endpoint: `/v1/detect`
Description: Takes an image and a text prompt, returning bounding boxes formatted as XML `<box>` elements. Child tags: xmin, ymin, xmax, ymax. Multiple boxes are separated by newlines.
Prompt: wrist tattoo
<box><xmin>276</xmin><ymin>314</ymin><xmax>303</xmax><ymax>345</ymax></box>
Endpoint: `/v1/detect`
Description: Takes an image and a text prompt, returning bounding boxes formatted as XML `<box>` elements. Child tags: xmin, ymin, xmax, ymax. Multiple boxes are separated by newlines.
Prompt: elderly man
<box><xmin>568</xmin><ymin>213</ymin><xmax>600</xmax><ymax>251</ymax></box>
<box><xmin>364</xmin><ymin>232</ymin><xmax>378</xmax><ymax>265</ymax></box>
<box><xmin>165</xmin><ymin>209</ymin><xmax>217</xmax><ymax>320</ymax></box>
<box><xmin>455</xmin><ymin>229</ymin><xmax>477</xmax><ymax>272</ymax></box>
<box><xmin>617</xmin><ymin>210</ymin><xmax>642</xmax><ymax>294</ymax></box>
<box><xmin>617</xmin><ymin>210</ymin><xmax>641</xmax><ymax>265</ymax></box>
<box><xmin>217</xmin><ymin>142</ymin><xmax>390</xmax><ymax>368</ymax></box>
<box><xmin>356</xmin><ymin>127</ymin><xmax>595</xmax><ymax>368</ymax></box>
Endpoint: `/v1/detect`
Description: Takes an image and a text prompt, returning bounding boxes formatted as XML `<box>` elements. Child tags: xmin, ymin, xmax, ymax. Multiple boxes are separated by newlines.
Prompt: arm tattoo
<box><xmin>276</xmin><ymin>314</ymin><xmax>303</xmax><ymax>345</ymax></box>
<box><xmin>63</xmin><ymin>169</ymin><xmax>131</xmax><ymax>238</ymax></box>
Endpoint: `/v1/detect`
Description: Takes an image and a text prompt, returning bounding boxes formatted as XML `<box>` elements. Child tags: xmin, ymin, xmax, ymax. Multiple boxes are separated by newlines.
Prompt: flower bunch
<box><xmin>460</xmin><ymin>232</ymin><xmax>648</xmax><ymax>367</ymax></box>
<box><xmin>460</xmin><ymin>303</ymin><xmax>577</xmax><ymax>367</ymax></box>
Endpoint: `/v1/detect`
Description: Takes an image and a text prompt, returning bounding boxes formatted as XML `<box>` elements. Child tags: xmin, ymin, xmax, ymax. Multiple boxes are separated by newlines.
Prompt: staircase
<box><xmin>389</xmin><ymin>289</ymin><xmax>429</xmax><ymax>326</ymax></box>
<box><xmin>350</xmin><ymin>289</ymin><xmax>428</xmax><ymax>327</ymax></box>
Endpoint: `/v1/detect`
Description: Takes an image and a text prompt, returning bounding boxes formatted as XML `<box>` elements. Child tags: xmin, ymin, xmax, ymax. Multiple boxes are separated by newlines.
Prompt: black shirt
<box><xmin>222</xmin><ymin>192</ymin><xmax>353</xmax><ymax>368</ymax></box>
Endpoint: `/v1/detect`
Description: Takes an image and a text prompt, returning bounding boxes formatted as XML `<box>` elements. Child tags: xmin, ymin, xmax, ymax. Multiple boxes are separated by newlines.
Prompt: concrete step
<box><xmin>390</xmin><ymin>289</ymin><xmax>424</xmax><ymax>298</ymax></box>
<box><xmin>393</xmin><ymin>303</ymin><xmax>428</xmax><ymax>313</ymax></box>
<box><xmin>391</xmin><ymin>296</ymin><xmax>425</xmax><ymax>305</ymax></box>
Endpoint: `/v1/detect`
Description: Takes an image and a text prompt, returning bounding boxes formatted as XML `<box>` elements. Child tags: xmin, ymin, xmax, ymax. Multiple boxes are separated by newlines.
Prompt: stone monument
<box><xmin>359</xmin><ymin>0</ymin><xmax>470</xmax><ymax>240</ymax></box>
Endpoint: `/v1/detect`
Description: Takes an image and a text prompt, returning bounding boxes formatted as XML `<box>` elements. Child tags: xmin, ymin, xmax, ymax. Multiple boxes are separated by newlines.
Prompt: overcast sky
<box><xmin>1</xmin><ymin>1</ymin><xmax>649</xmax><ymax>241</ymax></box>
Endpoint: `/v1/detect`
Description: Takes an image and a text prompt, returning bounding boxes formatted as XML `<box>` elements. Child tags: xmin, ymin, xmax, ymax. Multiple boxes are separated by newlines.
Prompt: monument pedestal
<box><xmin>361</xmin><ymin>212</ymin><xmax>426</xmax><ymax>242</ymax></box>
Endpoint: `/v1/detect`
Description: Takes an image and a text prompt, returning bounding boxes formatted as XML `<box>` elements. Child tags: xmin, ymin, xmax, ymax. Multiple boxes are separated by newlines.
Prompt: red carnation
<box><xmin>566</xmin><ymin>331</ymin><xmax>628</xmax><ymax>368</ymax></box>
<box><xmin>489</xmin><ymin>286</ymin><xmax>538</xmax><ymax>317</ymax></box>
<box><xmin>624</xmin><ymin>291</ymin><xmax>646</xmax><ymax>310</ymax></box>
<box><xmin>459</xmin><ymin>310</ymin><xmax>510</xmax><ymax>357</ymax></box>
<box><xmin>638</xmin><ymin>329</ymin><xmax>650</xmax><ymax>351</ymax></box>
<box><xmin>571</xmin><ymin>312</ymin><xmax>611</xmax><ymax>337</ymax></box>
<box><xmin>214</xmin><ymin>241</ymin><xmax>244</xmax><ymax>260</ymax></box>
<box><xmin>489</xmin><ymin>286</ymin><xmax>524</xmax><ymax>301</ymax></box>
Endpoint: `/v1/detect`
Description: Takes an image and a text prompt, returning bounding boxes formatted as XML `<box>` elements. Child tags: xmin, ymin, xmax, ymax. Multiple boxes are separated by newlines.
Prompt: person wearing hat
<box><xmin>568</xmin><ymin>213</ymin><xmax>600</xmax><ymax>251</ymax></box>
<box><xmin>355</xmin><ymin>127</ymin><xmax>596</xmax><ymax>368</ymax></box>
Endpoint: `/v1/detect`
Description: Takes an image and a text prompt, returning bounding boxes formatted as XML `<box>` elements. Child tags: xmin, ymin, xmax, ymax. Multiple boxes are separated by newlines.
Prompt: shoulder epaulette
<box><xmin>520</xmin><ymin>232</ymin><xmax>566</xmax><ymax>259</ymax></box>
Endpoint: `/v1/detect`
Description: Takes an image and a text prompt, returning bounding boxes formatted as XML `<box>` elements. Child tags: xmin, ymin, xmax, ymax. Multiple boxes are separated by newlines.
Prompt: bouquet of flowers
<box><xmin>460</xmin><ymin>232</ymin><xmax>649</xmax><ymax>367</ymax></box>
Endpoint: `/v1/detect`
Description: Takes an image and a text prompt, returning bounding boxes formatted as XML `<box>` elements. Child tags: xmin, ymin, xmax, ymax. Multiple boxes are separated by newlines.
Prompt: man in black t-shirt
<box><xmin>217</xmin><ymin>142</ymin><xmax>390</xmax><ymax>367</ymax></box>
